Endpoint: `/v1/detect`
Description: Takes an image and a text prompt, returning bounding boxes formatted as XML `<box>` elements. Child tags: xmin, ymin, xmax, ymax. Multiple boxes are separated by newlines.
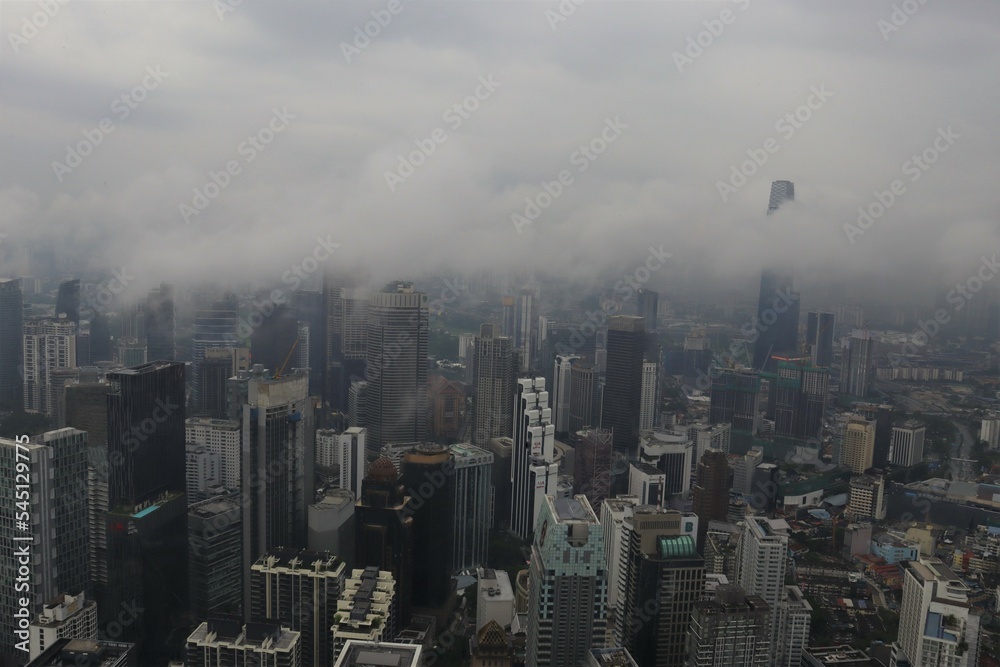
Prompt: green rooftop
<box><xmin>657</xmin><ymin>535</ymin><xmax>697</xmax><ymax>559</ymax></box>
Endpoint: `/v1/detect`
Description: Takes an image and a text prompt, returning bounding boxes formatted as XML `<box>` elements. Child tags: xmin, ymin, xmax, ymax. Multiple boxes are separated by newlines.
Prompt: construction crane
<box><xmin>274</xmin><ymin>338</ymin><xmax>300</xmax><ymax>379</ymax></box>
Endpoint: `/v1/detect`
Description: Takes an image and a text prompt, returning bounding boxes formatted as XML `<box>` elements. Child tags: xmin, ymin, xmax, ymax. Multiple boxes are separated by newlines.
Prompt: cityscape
<box><xmin>2</xmin><ymin>2</ymin><xmax>1000</xmax><ymax>667</ymax></box>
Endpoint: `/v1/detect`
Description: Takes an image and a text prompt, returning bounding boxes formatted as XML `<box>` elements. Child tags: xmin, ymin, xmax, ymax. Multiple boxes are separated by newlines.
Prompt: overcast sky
<box><xmin>1</xmin><ymin>0</ymin><xmax>998</xmax><ymax>302</ymax></box>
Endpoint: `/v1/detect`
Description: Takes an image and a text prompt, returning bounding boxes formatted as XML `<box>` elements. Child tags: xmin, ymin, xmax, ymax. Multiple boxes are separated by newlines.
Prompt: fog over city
<box><xmin>1</xmin><ymin>0</ymin><xmax>998</xmax><ymax>303</ymax></box>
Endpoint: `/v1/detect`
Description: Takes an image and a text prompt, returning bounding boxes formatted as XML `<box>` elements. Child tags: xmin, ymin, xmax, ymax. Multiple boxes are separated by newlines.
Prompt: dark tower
<box><xmin>692</xmin><ymin>449</ymin><xmax>731</xmax><ymax>550</ymax></box>
<box><xmin>401</xmin><ymin>443</ymin><xmax>455</xmax><ymax>607</ymax></box>
<box><xmin>601</xmin><ymin>315</ymin><xmax>645</xmax><ymax>455</ymax></box>
<box><xmin>753</xmin><ymin>181</ymin><xmax>799</xmax><ymax>371</ymax></box>
<box><xmin>0</xmin><ymin>279</ymin><xmax>24</xmax><ymax>411</ymax></box>
<box><xmin>145</xmin><ymin>283</ymin><xmax>176</xmax><ymax>361</ymax></box>
<box><xmin>249</xmin><ymin>303</ymin><xmax>299</xmax><ymax>374</ymax></box>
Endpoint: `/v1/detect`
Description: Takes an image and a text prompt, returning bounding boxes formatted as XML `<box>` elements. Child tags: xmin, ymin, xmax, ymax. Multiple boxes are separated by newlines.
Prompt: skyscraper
<box><xmin>574</xmin><ymin>428</ymin><xmax>614</xmax><ymax>515</ymax></box>
<box><xmin>639</xmin><ymin>361</ymin><xmax>657</xmax><ymax>432</ymax></box>
<box><xmin>751</xmin><ymin>270</ymin><xmax>799</xmax><ymax>371</ymax></box>
<box><xmin>767</xmin><ymin>180</ymin><xmax>795</xmax><ymax>214</ymax></box>
<box><xmin>191</xmin><ymin>295</ymin><xmax>238</xmax><ymax>408</ymax></box>
<box><xmin>401</xmin><ymin>443</ymin><xmax>455</xmax><ymax>607</ymax></box>
<box><xmin>188</xmin><ymin>492</ymin><xmax>242</xmax><ymax>619</ymax></box>
<box><xmin>602</xmin><ymin>316</ymin><xmax>645</xmax><ymax>455</ymax></box>
<box><xmin>551</xmin><ymin>354</ymin><xmax>579</xmax><ymax>435</ymax></box>
<box><xmin>568</xmin><ymin>360</ymin><xmax>597</xmax><ymax>435</ymax></box>
<box><xmin>842</xmin><ymin>414</ymin><xmax>876</xmax><ymax>474</ymax></box>
<box><xmin>249</xmin><ymin>304</ymin><xmax>300</xmax><ymax>376</ymax></box>
<box><xmin>186</xmin><ymin>620</ymin><xmax>301</xmax><ymax>667</ymax></box>
<box><xmin>769</xmin><ymin>358</ymin><xmax>828</xmax><ymax>440</ymax></box>
<box><xmin>55</xmin><ymin>279</ymin><xmax>81</xmax><ymax>328</ymax></box>
<box><xmin>473</xmin><ymin>324</ymin><xmax>515</xmax><ymax>448</ymax></box>
<box><xmin>450</xmin><ymin>443</ymin><xmax>493</xmax><ymax>572</ymax></box>
<box><xmin>22</xmin><ymin>316</ymin><xmax>77</xmax><ymax>417</ymax></box>
<box><xmin>0</xmin><ymin>279</ymin><xmax>25</xmax><ymax>411</ymax></box>
<box><xmin>687</xmin><ymin>585</ymin><xmax>771</xmax><ymax>667</ymax></box>
<box><xmin>709</xmin><ymin>368</ymin><xmax>760</xmax><ymax>434</ymax></box>
<box><xmin>510</xmin><ymin>377</ymin><xmax>558</xmax><ymax>541</ymax></box>
<box><xmin>692</xmin><ymin>449</ymin><xmax>730</xmax><ymax>550</ymax></box>
<box><xmin>365</xmin><ymin>282</ymin><xmax>428</xmax><ymax>453</ymax></box>
<box><xmin>145</xmin><ymin>283</ymin><xmax>176</xmax><ymax>361</ymax></box>
<box><xmin>805</xmin><ymin>311</ymin><xmax>835</xmax><ymax>367</ymax></box>
<box><xmin>316</xmin><ymin>427</ymin><xmax>366</xmax><ymax>495</ymax></box>
<box><xmin>636</xmin><ymin>289</ymin><xmax>658</xmax><ymax>333</ymax></box>
<box><xmin>527</xmin><ymin>495</ymin><xmax>608</xmax><ymax>667</ymax></box>
<box><xmin>515</xmin><ymin>289</ymin><xmax>535</xmax><ymax>372</ymax></box>
<box><xmin>890</xmin><ymin>420</ymin><xmax>926</xmax><ymax>467</ymax></box>
<box><xmin>842</xmin><ymin>330</ymin><xmax>875</xmax><ymax>399</ymax></box>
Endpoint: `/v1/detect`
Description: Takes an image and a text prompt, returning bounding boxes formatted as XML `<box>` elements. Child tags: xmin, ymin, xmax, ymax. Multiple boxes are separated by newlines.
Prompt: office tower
<box><xmin>400</xmin><ymin>443</ymin><xmax>455</xmax><ymax>607</ymax></box>
<box><xmin>250</xmin><ymin>548</ymin><xmax>345</xmax><ymax>667</ymax></box>
<box><xmin>334</xmin><ymin>641</ymin><xmax>421</xmax><ymax>667</ymax></box>
<box><xmin>2</xmin><ymin>279</ymin><xmax>25</xmax><ymax>411</ymax></box>
<box><xmin>451</xmin><ymin>443</ymin><xmax>494</xmax><ymax>571</ymax></box>
<box><xmin>639</xmin><ymin>361</ymin><xmax>657</xmax><ymax>432</ymax></box>
<box><xmin>250</xmin><ymin>303</ymin><xmax>300</xmax><ymax>375</ymax></box>
<box><xmin>600</xmin><ymin>495</ymin><xmax>639</xmax><ymax>629</ymax></box>
<box><xmin>1</xmin><ymin>429</ymin><xmax>89</xmax><ymax>659</ymax></box>
<box><xmin>574</xmin><ymin>428</ymin><xmax>614</xmax><ymax>515</ymax></box>
<box><xmin>617</xmin><ymin>506</ymin><xmax>704</xmax><ymax>667</ymax></box>
<box><xmin>291</xmin><ymin>290</ymin><xmax>327</xmax><ymax>397</ymax></box>
<box><xmin>28</xmin><ymin>592</ymin><xmax>98</xmax><ymax>660</ymax></box>
<box><xmin>773</xmin><ymin>586</ymin><xmax>812</xmax><ymax>667</ymax></box>
<box><xmin>145</xmin><ymin>283</ymin><xmax>175</xmax><ymax>360</ymax></box>
<box><xmin>854</xmin><ymin>402</ymin><xmax>893</xmax><ymax>469</ymax></box>
<box><xmin>842</xmin><ymin>330</ymin><xmax>875</xmax><ymax>399</ymax></box>
<box><xmin>186</xmin><ymin>443</ymin><xmax>222</xmax><ymax>503</ymax></box>
<box><xmin>769</xmin><ymin>358</ymin><xmax>829</xmax><ymax>440</ymax></box>
<box><xmin>332</xmin><ymin>568</ymin><xmax>395</xmax><ymax>654</ymax></box>
<box><xmin>846</xmin><ymin>475</ymin><xmax>887</xmax><ymax>521</ymax></box>
<box><xmin>102</xmin><ymin>361</ymin><xmax>187</xmax><ymax>663</ymax></box>
<box><xmin>514</xmin><ymin>289</ymin><xmax>535</xmax><ymax>371</ymax></box>
<box><xmin>805</xmin><ymin>312</ymin><xmax>835</xmax><ymax>367</ymax></box>
<box><xmin>476</xmin><ymin>568</ymin><xmax>515</xmax><ymax>633</ymax></box>
<box><xmin>568</xmin><ymin>360</ymin><xmax>597</xmax><ymax>435</ymax></box>
<box><xmin>427</xmin><ymin>375</ymin><xmax>463</xmax><ymax>442</ymax></box>
<box><xmin>23</xmin><ymin>317</ymin><xmax>77</xmax><ymax>417</ymax></box>
<box><xmin>692</xmin><ymin>449</ymin><xmax>730</xmax><ymax>550</ymax></box>
<box><xmin>637</xmin><ymin>289</ymin><xmax>658</xmax><ymax>333</ymax></box>
<box><xmin>354</xmin><ymin>456</ymin><xmax>414</xmax><ymax>628</ymax></box>
<box><xmin>48</xmin><ymin>367</ymin><xmax>78</xmax><ymax>427</ymax></box>
<box><xmin>308</xmin><ymin>488</ymin><xmax>355</xmax><ymax>561</ymax></box>
<box><xmin>489</xmin><ymin>437</ymin><xmax>513</xmax><ymax>530</ymax></box>
<box><xmin>348</xmin><ymin>377</ymin><xmax>369</xmax><ymax>431</ymax></box>
<box><xmin>186</xmin><ymin>417</ymin><xmax>241</xmax><ymax>490</ymax></box>
<box><xmin>500</xmin><ymin>296</ymin><xmax>516</xmax><ymax>339</ymax></box>
<box><xmin>687</xmin><ymin>585</ymin><xmax>771</xmax><ymax>667</ymax></box>
<box><xmin>365</xmin><ymin>282</ymin><xmax>428</xmax><ymax>453</ymax></box>
<box><xmin>27</xmin><ymin>638</ymin><xmax>136</xmax><ymax>667</ymax></box>
<box><xmin>296</xmin><ymin>322</ymin><xmax>311</xmax><ymax>372</ymax></box>
<box><xmin>241</xmin><ymin>367</ymin><xmax>315</xmax><ymax>608</ymax></box>
<box><xmin>894</xmin><ymin>558</ymin><xmax>982</xmax><ymax>667</ymax></box>
<box><xmin>339</xmin><ymin>287</ymin><xmax>369</xmax><ymax>361</ymax></box>
<box><xmin>186</xmin><ymin>620</ymin><xmax>301</xmax><ymax>667</ymax></box>
<box><xmin>842</xmin><ymin>414</ymin><xmax>876</xmax><ymax>473</ymax></box>
<box><xmin>551</xmin><ymin>354</ymin><xmax>580</xmax><ymax>435</ymax></box>
<box><xmin>767</xmin><ymin>180</ymin><xmax>795</xmax><ymax>214</ymax></box>
<box><xmin>709</xmin><ymin>369</ymin><xmax>761</xmax><ymax>433</ymax></box>
<box><xmin>510</xmin><ymin>377</ymin><xmax>558</xmax><ymax>541</ymax></box>
<box><xmin>188</xmin><ymin>493</ymin><xmax>243</xmax><ymax>619</ymax></box>
<box><xmin>89</xmin><ymin>312</ymin><xmax>112</xmax><ymax>363</ymax></box>
<box><xmin>751</xmin><ymin>269</ymin><xmax>799</xmax><ymax>371</ymax></box>
<box><xmin>638</xmin><ymin>430</ymin><xmax>693</xmax><ymax>496</ymax></box>
<box><xmin>323</xmin><ymin>268</ymin><xmax>362</xmax><ymax>407</ymax></box>
<box><xmin>732</xmin><ymin>448</ymin><xmax>763</xmax><ymax>496</ymax></box>
<box><xmin>627</xmin><ymin>463</ymin><xmax>666</xmax><ymax>507</ymax></box>
<box><xmin>316</xmin><ymin>427</ymin><xmax>366</xmax><ymax>494</ymax></box>
<box><xmin>527</xmin><ymin>495</ymin><xmax>608</xmax><ymax>667</ymax></box>
<box><xmin>891</xmin><ymin>421</ymin><xmax>926</xmax><ymax>467</ymax></box>
<box><xmin>55</xmin><ymin>279</ymin><xmax>81</xmax><ymax>328</ymax></box>
<box><xmin>191</xmin><ymin>295</ymin><xmax>238</xmax><ymax>404</ymax></box>
<box><xmin>602</xmin><ymin>316</ymin><xmax>646</xmax><ymax>455</ymax></box>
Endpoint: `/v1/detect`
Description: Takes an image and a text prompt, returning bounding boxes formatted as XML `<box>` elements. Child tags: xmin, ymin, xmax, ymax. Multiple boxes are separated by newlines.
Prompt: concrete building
<box><xmin>186</xmin><ymin>620</ymin><xmax>301</xmax><ymax>667</ymax></box>
<box><xmin>28</xmin><ymin>593</ymin><xmax>98</xmax><ymax>660</ymax></box>
<box><xmin>841</xmin><ymin>414</ymin><xmax>876</xmax><ymax>474</ymax></box>
<box><xmin>871</xmin><ymin>534</ymin><xmax>920</xmax><ymax>565</ymax></box>
<box><xmin>308</xmin><ymin>488</ymin><xmax>355</xmax><ymax>565</ymax></box>
<box><xmin>847</xmin><ymin>475</ymin><xmax>887</xmax><ymax>521</ymax></box>
<box><xmin>0</xmin><ymin>278</ymin><xmax>24</xmax><ymax>411</ymax></box>
<box><xmin>688</xmin><ymin>423</ymin><xmax>732</xmax><ymax>461</ymax></box>
<box><xmin>332</xmin><ymin>567</ymin><xmax>395</xmax><ymax>655</ymax></box>
<box><xmin>568</xmin><ymin>360</ymin><xmax>598</xmax><ymax>436</ymax></box>
<box><xmin>842</xmin><ymin>331</ymin><xmax>875</xmax><ymax>399</ymax></box>
<box><xmin>628</xmin><ymin>463</ymin><xmax>666</xmax><ymax>508</ymax></box>
<box><xmin>316</xmin><ymin>427</ymin><xmax>367</xmax><ymax>495</ymax></box>
<box><xmin>733</xmin><ymin>448</ymin><xmax>763</xmax><ymax>497</ymax></box>
<box><xmin>186</xmin><ymin>417</ymin><xmax>241</xmax><ymax>489</ymax></box>
<box><xmin>575</xmin><ymin>428</ymin><xmax>615</xmax><ymax>515</ymax></box>
<box><xmin>891</xmin><ymin>421</ymin><xmax>927</xmax><ymax>467</ymax></box>
<box><xmin>26</xmin><ymin>638</ymin><xmax>135</xmax><ymax>667</ymax></box>
<box><xmin>185</xmin><ymin>443</ymin><xmax>222</xmax><ymax>504</ymax></box>
<box><xmin>477</xmin><ymin>568</ymin><xmax>515</xmax><ymax>633</ymax></box>
<box><xmin>775</xmin><ymin>586</ymin><xmax>812</xmax><ymax>667</ymax></box>
<box><xmin>333</xmin><ymin>640</ymin><xmax>421</xmax><ymax>667</ymax></box>
<box><xmin>692</xmin><ymin>449</ymin><xmax>731</xmax><ymax>549</ymax></box>
<box><xmin>640</xmin><ymin>361</ymin><xmax>657</xmax><ymax>432</ymax></box>
<box><xmin>687</xmin><ymin>585</ymin><xmax>771</xmax><ymax>667</ymax></box>
<box><xmin>709</xmin><ymin>369</ymin><xmax>761</xmax><ymax>434</ymax></box>
<box><xmin>981</xmin><ymin>416</ymin><xmax>1000</xmax><ymax>450</ymax></box>
<box><xmin>638</xmin><ymin>430</ymin><xmax>693</xmax><ymax>496</ymax></box>
<box><xmin>23</xmin><ymin>316</ymin><xmax>77</xmax><ymax>417</ymax></box>
<box><xmin>189</xmin><ymin>493</ymin><xmax>243</xmax><ymax>619</ymax></box>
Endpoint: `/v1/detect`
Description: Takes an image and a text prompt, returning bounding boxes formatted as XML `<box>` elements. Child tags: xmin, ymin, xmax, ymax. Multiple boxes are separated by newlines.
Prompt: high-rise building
<box><xmin>186</xmin><ymin>620</ymin><xmax>301</xmax><ymax>667</ymax></box>
<box><xmin>489</xmin><ymin>437</ymin><xmax>513</xmax><ymax>530</ymax></box>
<box><xmin>1</xmin><ymin>430</ymin><xmax>89</xmax><ymax>659</ymax></box>
<box><xmin>510</xmin><ymin>378</ymin><xmax>558</xmax><ymax>541</ymax></box>
<box><xmin>250</xmin><ymin>548</ymin><xmax>345</xmax><ymax>667</ymax></box>
<box><xmin>400</xmin><ymin>443</ymin><xmax>455</xmax><ymax>607</ymax></box>
<box><xmin>316</xmin><ymin>427</ymin><xmax>366</xmax><ymax>495</ymax></box>
<box><xmin>0</xmin><ymin>278</ymin><xmax>24</xmax><ymax>411</ymax></box>
<box><xmin>515</xmin><ymin>289</ymin><xmax>535</xmax><ymax>372</ymax></box>
<box><xmin>188</xmin><ymin>493</ymin><xmax>242</xmax><ymax>619</ymax></box>
<box><xmin>709</xmin><ymin>369</ymin><xmax>761</xmax><ymax>434</ymax></box>
<box><xmin>332</xmin><ymin>568</ymin><xmax>395</xmax><ymax>654</ymax></box>
<box><xmin>551</xmin><ymin>354</ymin><xmax>580</xmax><ymax>435</ymax></box>
<box><xmin>249</xmin><ymin>304</ymin><xmax>300</xmax><ymax>377</ymax></box>
<box><xmin>639</xmin><ymin>361</ymin><xmax>657</xmax><ymax>432</ymax></box>
<box><xmin>602</xmin><ymin>316</ymin><xmax>646</xmax><ymax>455</ymax></box>
<box><xmin>846</xmin><ymin>475</ymin><xmax>887</xmax><ymax>521</ymax></box>
<box><xmin>842</xmin><ymin>330</ymin><xmax>875</xmax><ymax>399</ymax></box>
<box><xmin>55</xmin><ymin>279</ymin><xmax>81</xmax><ymax>329</ymax></box>
<box><xmin>627</xmin><ymin>463</ymin><xmax>665</xmax><ymax>507</ymax></box>
<box><xmin>638</xmin><ymin>430</ymin><xmax>693</xmax><ymax>496</ymax></box>
<box><xmin>637</xmin><ymin>289</ymin><xmax>658</xmax><ymax>333</ymax></box>
<box><xmin>354</xmin><ymin>456</ymin><xmax>414</xmax><ymax>628</ymax></box>
<box><xmin>767</xmin><ymin>180</ymin><xmax>795</xmax><ymax>214</ymax></box>
<box><xmin>732</xmin><ymin>448</ymin><xmax>763</xmax><ymax>497</ymax></box>
<box><xmin>692</xmin><ymin>449</ymin><xmax>730</xmax><ymax>549</ymax></box>
<box><xmin>894</xmin><ymin>558</ymin><xmax>982</xmax><ymax>667</ymax></box>
<box><xmin>527</xmin><ymin>496</ymin><xmax>608</xmax><ymax>667</ymax></box>
<box><xmin>241</xmin><ymin>367</ymin><xmax>315</xmax><ymax>608</ymax></box>
<box><xmin>102</xmin><ymin>361</ymin><xmax>188</xmax><ymax>664</ymax></box>
<box><xmin>751</xmin><ymin>269</ymin><xmax>799</xmax><ymax>371</ymax></box>
<box><xmin>28</xmin><ymin>592</ymin><xmax>98</xmax><ymax>660</ymax></box>
<box><xmin>307</xmin><ymin>488</ymin><xmax>355</xmax><ymax>562</ymax></box>
<box><xmin>451</xmin><ymin>443</ymin><xmax>493</xmax><ymax>571</ymax></box>
<box><xmin>186</xmin><ymin>443</ymin><xmax>221</xmax><ymax>503</ymax></box>
<box><xmin>805</xmin><ymin>312</ymin><xmax>835</xmax><ymax>368</ymax></box>
<box><xmin>145</xmin><ymin>283</ymin><xmax>175</xmax><ymax>361</ymax></box>
<box><xmin>427</xmin><ymin>375</ymin><xmax>463</xmax><ymax>442</ymax></box>
<box><xmin>768</xmin><ymin>358</ymin><xmax>828</xmax><ymax>440</ymax></box>
<box><xmin>348</xmin><ymin>377</ymin><xmax>369</xmax><ymax>432</ymax></box>
<box><xmin>617</xmin><ymin>506</ymin><xmax>704</xmax><ymax>667</ymax></box>
<box><xmin>842</xmin><ymin>414</ymin><xmax>876</xmax><ymax>474</ymax></box>
<box><xmin>687</xmin><ymin>585</ymin><xmax>771</xmax><ymax>667</ymax></box>
<box><xmin>186</xmin><ymin>417</ymin><xmax>241</xmax><ymax>490</ymax></box>
<box><xmin>568</xmin><ymin>360</ymin><xmax>598</xmax><ymax>435</ymax></box>
<box><xmin>980</xmin><ymin>415</ymin><xmax>1000</xmax><ymax>450</ymax></box>
<box><xmin>501</xmin><ymin>296</ymin><xmax>516</xmax><ymax>339</ymax></box>
<box><xmin>600</xmin><ymin>495</ymin><xmax>639</xmax><ymax>633</ymax></box>
<box><xmin>891</xmin><ymin>421</ymin><xmax>926</xmax><ymax>467</ymax></box>
<box><xmin>774</xmin><ymin>585</ymin><xmax>812</xmax><ymax>667</ymax></box>
<box><xmin>89</xmin><ymin>313</ymin><xmax>112</xmax><ymax>363</ymax></box>
<box><xmin>574</xmin><ymin>429</ymin><xmax>614</xmax><ymax>515</ymax></box>
<box><xmin>687</xmin><ymin>423</ymin><xmax>732</xmax><ymax>462</ymax></box>
<box><xmin>23</xmin><ymin>317</ymin><xmax>77</xmax><ymax>417</ymax></box>
<box><xmin>854</xmin><ymin>402</ymin><xmax>893</xmax><ymax>469</ymax></box>
<box><xmin>365</xmin><ymin>282</ymin><xmax>428</xmax><ymax>453</ymax></box>
<box><xmin>191</xmin><ymin>295</ymin><xmax>238</xmax><ymax>408</ymax></box>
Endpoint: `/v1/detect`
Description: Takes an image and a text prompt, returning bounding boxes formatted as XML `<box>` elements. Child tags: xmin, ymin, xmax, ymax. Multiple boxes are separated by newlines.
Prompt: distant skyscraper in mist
<box><xmin>842</xmin><ymin>330</ymin><xmax>875</xmax><ymax>399</ymax></box>
<box><xmin>516</xmin><ymin>289</ymin><xmax>535</xmax><ymax>371</ymax></box>
<box><xmin>472</xmin><ymin>323</ymin><xmax>514</xmax><ymax>448</ymax></box>
<box><xmin>145</xmin><ymin>283</ymin><xmax>176</xmax><ymax>361</ymax></box>
<box><xmin>767</xmin><ymin>180</ymin><xmax>795</xmax><ymax>214</ymax></box>
<box><xmin>806</xmin><ymin>311</ymin><xmax>835</xmax><ymax>367</ymax></box>
<box><xmin>0</xmin><ymin>279</ymin><xmax>24</xmax><ymax>411</ymax></box>
<box><xmin>602</xmin><ymin>316</ymin><xmax>645</xmax><ymax>455</ymax></box>
<box><xmin>753</xmin><ymin>181</ymin><xmax>799</xmax><ymax>371</ymax></box>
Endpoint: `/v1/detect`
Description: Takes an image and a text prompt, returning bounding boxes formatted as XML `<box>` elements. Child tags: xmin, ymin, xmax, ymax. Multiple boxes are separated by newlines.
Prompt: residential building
<box><xmin>28</xmin><ymin>593</ymin><xmax>98</xmax><ymax>660</ymax></box>
<box><xmin>186</xmin><ymin>620</ymin><xmax>301</xmax><ymax>667</ymax></box>
<box><xmin>316</xmin><ymin>427</ymin><xmax>367</xmax><ymax>495</ymax></box>
<box><xmin>510</xmin><ymin>378</ymin><xmax>558</xmax><ymax>541</ymax></box>
<box><xmin>332</xmin><ymin>567</ymin><xmax>395</xmax><ymax>655</ymax></box>
<box><xmin>687</xmin><ymin>585</ymin><xmax>771</xmax><ymax>667</ymax></box>
<box><xmin>842</xmin><ymin>414</ymin><xmax>876</xmax><ymax>474</ymax></box>
<box><xmin>847</xmin><ymin>475</ymin><xmax>887</xmax><ymax>521</ymax></box>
